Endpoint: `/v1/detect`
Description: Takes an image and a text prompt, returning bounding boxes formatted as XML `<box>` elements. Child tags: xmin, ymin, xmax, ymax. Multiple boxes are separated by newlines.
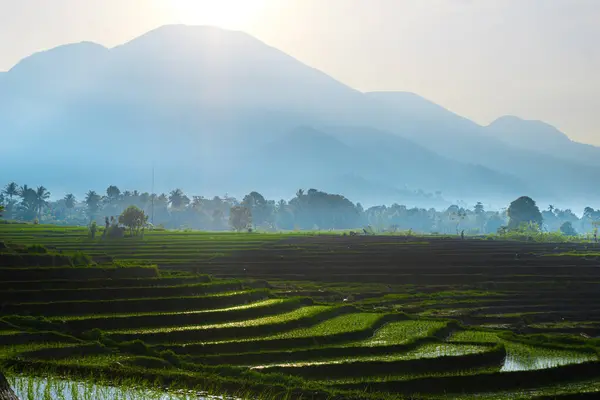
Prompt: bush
<box><xmin>560</xmin><ymin>221</ymin><xmax>578</xmax><ymax>236</ymax></box>
<box><xmin>71</xmin><ymin>251</ymin><xmax>92</xmax><ymax>266</ymax></box>
<box><xmin>106</xmin><ymin>225</ymin><xmax>125</xmax><ymax>239</ymax></box>
<box><xmin>26</xmin><ymin>244</ymin><xmax>48</xmax><ymax>254</ymax></box>
<box><xmin>117</xmin><ymin>339</ymin><xmax>151</xmax><ymax>356</ymax></box>
<box><xmin>89</xmin><ymin>221</ymin><xmax>98</xmax><ymax>238</ymax></box>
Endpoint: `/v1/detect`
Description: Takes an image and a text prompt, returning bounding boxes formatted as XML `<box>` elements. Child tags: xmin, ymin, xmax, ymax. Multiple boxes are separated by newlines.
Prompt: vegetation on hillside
<box><xmin>3</xmin><ymin>182</ymin><xmax>600</xmax><ymax>237</ymax></box>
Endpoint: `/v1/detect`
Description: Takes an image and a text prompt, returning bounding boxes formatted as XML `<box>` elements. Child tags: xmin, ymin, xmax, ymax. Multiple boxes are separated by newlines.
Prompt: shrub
<box><xmin>560</xmin><ymin>221</ymin><xmax>578</xmax><ymax>236</ymax></box>
<box><xmin>106</xmin><ymin>225</ymin><xmax>125</xmax><ymax>239</ymax></box>
<box><xmin>26</xmin><ymin>244</ymin><xmax>48</xmax><ymax>254</ymax></box>
<box><xmin>117</xmin><ymin>339</ymin><xmax>151</xmax><ymax>356</ymax></box>
<box><xmin>89</xmin><ymin>221</ymin><xmax>98</xmax><ymax>238</ymax></box>
<box><xmin>71</xmin><ymin>251</ymin><xmax>92</xmax><ymax>266</ymax></box>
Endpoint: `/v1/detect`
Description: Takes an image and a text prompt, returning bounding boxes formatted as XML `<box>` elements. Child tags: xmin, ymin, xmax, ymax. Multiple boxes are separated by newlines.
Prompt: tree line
<box><xmin>2</xmin><ymin>182</ymin><xmax>599</xmax><ymax>237</ymax></box>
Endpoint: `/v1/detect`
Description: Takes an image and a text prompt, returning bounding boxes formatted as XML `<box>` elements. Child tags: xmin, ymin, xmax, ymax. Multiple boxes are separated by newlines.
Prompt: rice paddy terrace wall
<box><xmin>2</xmin><ymin>224</ymin><xmax>600</xmax><ymax>398</ymax></box>
<box><xmin>0</xmin><ymin>371</ymin><xmax>18</xmax><ymax>400</ymax></box>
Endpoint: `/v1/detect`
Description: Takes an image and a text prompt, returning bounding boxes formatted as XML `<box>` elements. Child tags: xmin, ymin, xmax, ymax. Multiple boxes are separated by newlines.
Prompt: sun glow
<box><xmin>171</xmin><ymin>0</ymin><xmax>266</xmax><ymax>28</ymax></box>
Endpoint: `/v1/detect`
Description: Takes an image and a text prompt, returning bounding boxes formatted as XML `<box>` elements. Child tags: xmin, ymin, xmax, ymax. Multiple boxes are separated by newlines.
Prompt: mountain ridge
<box><xmin>0</xmin><ymin>24</ymin><xmax>598</xmax><ymax>208</ymax></box>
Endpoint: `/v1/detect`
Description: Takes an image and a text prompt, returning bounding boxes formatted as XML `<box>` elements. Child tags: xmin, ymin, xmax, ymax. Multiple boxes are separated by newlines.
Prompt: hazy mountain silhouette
<box><xmin>487</xmin><ymin>116</ymin><xmax>600</xmax><ymax>167</ymax></box>
<box><xmin>1</xmin><ymin>24</ymin><xmax>599</xmax><ymax>207</ymax></box>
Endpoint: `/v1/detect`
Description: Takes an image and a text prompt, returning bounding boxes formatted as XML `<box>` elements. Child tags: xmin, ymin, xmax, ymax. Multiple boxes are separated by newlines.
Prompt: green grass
<box><xmin>53</xmin><ymin>298</ymin><xmax>282</xmax><ymax>321</ymax></box>
<box><xmin>449</xmin><ymin>330</ymin><xmax>599</xmax><ymax>371</ymax></box>
<box><xmin>264</xmin><ymin>313</ymin><xmax>385</xmax><ymax>340</ymax></box>
<box><xmin>501</xmin><ymin>341</ymin><xmax>598</xmax><ymax>372</ymax></box>
<box><xmin>108</xmin><ymin>305</ymin><xmax>332</xmax><ymax>334</ymax></box>
<box><xmin>255</xmin><ymin>343</ymin><xmax>492</xmax><ymax>368</ymax></box>
<box><xmin>448</xmin><ymin>330</ymin><xmax>500</xmax><ymax>343</ymax></box>
<box><xmin>324</xmin><ymin>366</ymin><xmax>501</xmax><ymax>385</ymax></box>
<box><xmin>5</xmin><ymin>224</ymin><xmax>600</xmax><ymax>399</ymax></box>
<box><xmin>356</xmin><ymin>320</ymin><xmax>447</xmax><ymax>347</ymax></box>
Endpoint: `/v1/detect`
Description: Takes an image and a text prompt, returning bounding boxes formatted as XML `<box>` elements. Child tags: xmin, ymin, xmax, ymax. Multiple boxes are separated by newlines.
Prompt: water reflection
<box><xmin>9</xmin><ymin>376</ymin><xmax>215</xmax><ymax>400</ymax></box>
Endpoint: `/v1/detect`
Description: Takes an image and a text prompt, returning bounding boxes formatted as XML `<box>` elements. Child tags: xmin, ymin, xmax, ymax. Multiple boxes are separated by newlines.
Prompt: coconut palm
<box><xmin>64</xmin><ymin>194</ymin><xmax>76</xmax><ymax>218</ymax></box>
<box><xmin>18</xmin><ymin>184</ymin><xmax>31</xmax><ymax>198</ymax></box>
<box><xmin>169</xmin><ymin>189</ymin><xmax>186</xmax><ymax>209</ymax></box>
<box><xmin>18</xmin><ymin>185</ymin><xmax>37</xmax><ymax>220</ymax></box>
<box><xmin>34</xmin><ymin>186</ymin><xmax>51</xmax><ymax>220</ymax></box>
<box><xmin>3</xmin><ymin>182</ymin><xmax>18</xmax><ymax>201</ymax></box>
<box><xmin>106</xmin><ymin>185</ymin><xmax>121</xmax><ymax>203</ymax></box>
<box><xmin>85</xmin><ymin>190</ymin><xmax>102</xmax><ymax>221</ymax></box>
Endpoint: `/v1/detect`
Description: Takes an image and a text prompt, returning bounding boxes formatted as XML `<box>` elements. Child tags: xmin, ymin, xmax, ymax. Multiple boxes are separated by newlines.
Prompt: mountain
<box><xmin>364</xmin><ymin>92</ymin><xmax>600</xmax><ymax>206</ymax></box>
<box><xmin>0</xmin><ymin>24</ymin><xmax>599</xmax><ymax>208</ymax></box>
<box><xmin>487</xmin><ymin>116</ymin><xmax>600</xmax><ymax>167</ymax></box>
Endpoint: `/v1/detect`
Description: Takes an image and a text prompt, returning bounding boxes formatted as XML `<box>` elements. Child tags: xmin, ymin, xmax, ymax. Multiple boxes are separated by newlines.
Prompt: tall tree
<box><xmin>507</xmin><ymin>196</ymin><xmax>543</xmax><ymax>231</ymax></box>
<box><xmin>169</xmin><ymin>189</ymin><xmax>189</xmax><ymax>209</ymax></box>
<box><xmin>474</xmin><ymin>202</ymin><xmax>485</xmax><ymax>233</ymax></box>
<box><xmin>106</xmin><ymin>185</ymin><xmax>121</xmax><ymax>203</ymax></box>
<box><xmin>2</xmin><ymin>182</ymin><xmax>18</xmax><ymax>219</ymax></box>
<box><xmin>85</xmin><ymin>190</ymin><xmax>102</xmax><ymax>221</ymax></box>
<box><xmin>119</xmin><ymin>205</ymin><xmax>148</xmax><ymax>236</ymax></box>
<box><xmin>229</xmin><ymin>206</ymin><xmax>252</xmax><ymax>232</ymax></box>
<box><xmin>241</xmin><ymin>191</ymin><xmax>272</xmax><ymax>228</ymax></box>
<box><xmin>3</xmin><ymin>182</ymin><xmax>18</xmax><ymax>201</ymax></box>
<box><xmin>18</xmin><ymin>185</ymin><xmax>37</xmax><ymax>221</ymax></box>
<box><xmin>34</xmin><ymin>186</ymin><xmax>51</xmax><ymax>220</ymax></box>
<box><xmin>64</xmin><ymin>194</ymin><xmax>76</xmax><ymax>218</ymax></box>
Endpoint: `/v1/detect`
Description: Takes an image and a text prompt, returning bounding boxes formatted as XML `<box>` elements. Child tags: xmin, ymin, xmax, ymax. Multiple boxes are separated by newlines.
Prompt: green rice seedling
<box><xmin>256</xmin><ymin>343</ymin><xmax>492</xmax><ymax>368</ymax></box>
<box><xmin>264</xmin><ymin>313</ymin><xmax>384</xmax><ymax>340</ymax></box>
<box><xmin>501</xmin><ymin>341</ymin><xmax>598</xmax><ymax>372</ymax></box>
<box><xmin>110</xmin><ymin>305</ymin><xmax>332</xmax><ymax>335</ymax></box>
<box><xmin>356</xmin><ymin>320</ymin><xmax>447</xmax><ymax>347</ymax></box>
<box><xmin>448</xmin><ymin>330</ymin><xmax>501</xmax><ymax>343</ymax></box>
<box><xmin>324</xmin><ymin>366</ymin><xmax>501</xmax><ymax>386</ymax></box>
<box><xmin>449</xmin><ymin>329</ymin><xmax>598</xmax><ymax>372</ymax></box>
<box><xmin>57</xmin><ymin>298</ymin><xmax>285</xmax><ymax>321</ymax></box>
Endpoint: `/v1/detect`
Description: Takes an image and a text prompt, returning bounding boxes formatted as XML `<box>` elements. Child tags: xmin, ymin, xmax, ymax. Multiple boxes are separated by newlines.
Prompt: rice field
<box><xmin>2</xmin><ymin>224</ymin><xmax>600</xmax><ymax>399</ymax></box>
<box><xmin>358</xmin><ymin>320</ymin><xmax>447</xmax><ymax>347</ymax></box>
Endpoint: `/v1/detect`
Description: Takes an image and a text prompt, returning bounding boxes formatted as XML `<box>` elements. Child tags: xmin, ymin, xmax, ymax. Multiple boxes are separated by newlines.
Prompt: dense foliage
<box><xmin>2</xmin><ymin>181</ymin><xmax>600</xmax><ymax>235</ymax></box>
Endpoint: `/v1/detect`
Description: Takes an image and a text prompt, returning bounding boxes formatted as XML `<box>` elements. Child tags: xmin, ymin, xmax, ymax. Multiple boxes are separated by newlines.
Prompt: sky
<box><xmin>1</xmin><ymin>0</ymin><xmax>599</xmax><ymax>145</ymax></box>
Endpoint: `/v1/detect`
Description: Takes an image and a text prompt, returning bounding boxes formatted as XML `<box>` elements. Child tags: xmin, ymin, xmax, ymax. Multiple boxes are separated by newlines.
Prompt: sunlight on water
<box><xmin>9</xmin><ymin>376</ymin><xmax>216</xmax><ymax>400</ymax></box>
<box><xmin>501</xmin><ymin>344</ymin><xmax>598</xmax><ymax>372</ymax></box>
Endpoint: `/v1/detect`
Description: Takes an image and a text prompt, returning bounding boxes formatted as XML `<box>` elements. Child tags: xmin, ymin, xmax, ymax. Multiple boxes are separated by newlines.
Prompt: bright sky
<box><xmin>1</xmin><ymin>0</ymin><xmax>599</xmax><ymax>144</ymax></box>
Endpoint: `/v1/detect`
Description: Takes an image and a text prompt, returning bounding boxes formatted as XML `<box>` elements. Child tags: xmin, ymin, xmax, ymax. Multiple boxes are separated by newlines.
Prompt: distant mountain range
<box><xmin>1</xmin><ymin>24</ymin><xmax>598</xmax><ymax>208</ymax></box>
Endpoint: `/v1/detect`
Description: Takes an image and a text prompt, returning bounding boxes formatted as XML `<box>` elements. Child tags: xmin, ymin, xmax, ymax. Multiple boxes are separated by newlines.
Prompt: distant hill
<box><xmin>487</xmin><ymin>116</ymin><xmax>600</xmax><ymax>167</ymax></box>
<box><xmin>1</xmin><ymin>24</ymin><xmax>599</xmax><ymax>208</ymax></box>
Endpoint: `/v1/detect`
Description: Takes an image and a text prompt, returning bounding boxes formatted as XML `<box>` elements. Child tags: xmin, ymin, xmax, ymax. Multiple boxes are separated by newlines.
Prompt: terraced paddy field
<box><xmin>2</xmin><ymin>224</ymin><xmax>600</xmax><ymax>398</ymax></box>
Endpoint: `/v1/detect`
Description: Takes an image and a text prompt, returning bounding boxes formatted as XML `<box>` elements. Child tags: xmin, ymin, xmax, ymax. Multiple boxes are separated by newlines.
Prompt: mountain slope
<box><xmin>365</xmin><ymin>92</ymin><xmax>600</xmax><ymax>205</ymax></box>
<box><xmin>0</xmin><ymin>24</ymin><xmax>599</xmax><ymax>207</ymax></box>
<box><xmin>487</xmin><ymin>116</ymin><xmax>600</xmax><ymax>167</ymax></box>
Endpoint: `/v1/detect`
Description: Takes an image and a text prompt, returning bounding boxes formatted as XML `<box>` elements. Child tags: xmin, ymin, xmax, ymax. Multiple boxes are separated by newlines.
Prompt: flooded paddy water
<box><xmin>8</xmin><ymin>376</ymin><xmax>218</xmax><ymax>400</ymax></box>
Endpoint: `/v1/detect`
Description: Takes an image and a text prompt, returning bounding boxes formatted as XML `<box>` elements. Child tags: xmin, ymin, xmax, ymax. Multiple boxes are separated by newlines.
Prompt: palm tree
<box><xmin>3</xmin><ymin>182</ymin><xmax>18</xmax><ymax>201</ymax></box>
<box><xmin>34</xmin><ymin>186</ymin><xmax>51</xmax><ymax>220</ymax></box>
<box><xmin>191</xmin><ymin>196</ymin><xmax>204</xmax><ymax>210</ymax></box>
<box><xmin>277</xmin><ymin>199</ymin><xmax>287</xmax><ymax>211</ymax></box>
<box><xmin>64</xmin><ymin>194</ymin><xmax>76</xmax><ymax>219</ymax></box>
<box><xmin>106</xmin><ymin>185</ymin><xmax>121</xmax><ymax>203</ymax></box>
<box><xmin>85</xmin><ymin>190</ymin><xmax>102</xmax><ymax>221</ymax></box>
<box><xmin>18</xmin><ymin>185</ymin><xmax>37</xmax><ymax>220</ymax></box>
<box><xmin>139</xmin><ymin>192</ymin><xmax>150</xmax><ymax>210</ymax></box>
<box><xmin>169</xmin><ymin>189</ymin><xmax>186</xmax><ymax>209</ymax></box>
<box><xmin>18</xmin><ymin>184</ymin><xmax>31</xmax><ymax>198</ymax></box>
<box><xmin>2</xmin><ymin>182</ymin><xmax>18</xmax><ymax>219</ymax></box>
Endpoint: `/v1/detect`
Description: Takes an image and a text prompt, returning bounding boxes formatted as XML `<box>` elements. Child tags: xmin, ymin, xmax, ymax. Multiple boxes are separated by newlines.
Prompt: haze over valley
<box><xmin>1</xmin><ymin>24</ymin><xmax>599</xmax><ymax>210</ymax></box>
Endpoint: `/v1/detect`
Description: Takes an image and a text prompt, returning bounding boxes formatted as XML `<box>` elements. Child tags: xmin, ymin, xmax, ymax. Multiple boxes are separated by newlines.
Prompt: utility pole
<box><xmin>151</xmin><ymin>162</ymin><xmax>155</xmax><ymax>225</ymax></box>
